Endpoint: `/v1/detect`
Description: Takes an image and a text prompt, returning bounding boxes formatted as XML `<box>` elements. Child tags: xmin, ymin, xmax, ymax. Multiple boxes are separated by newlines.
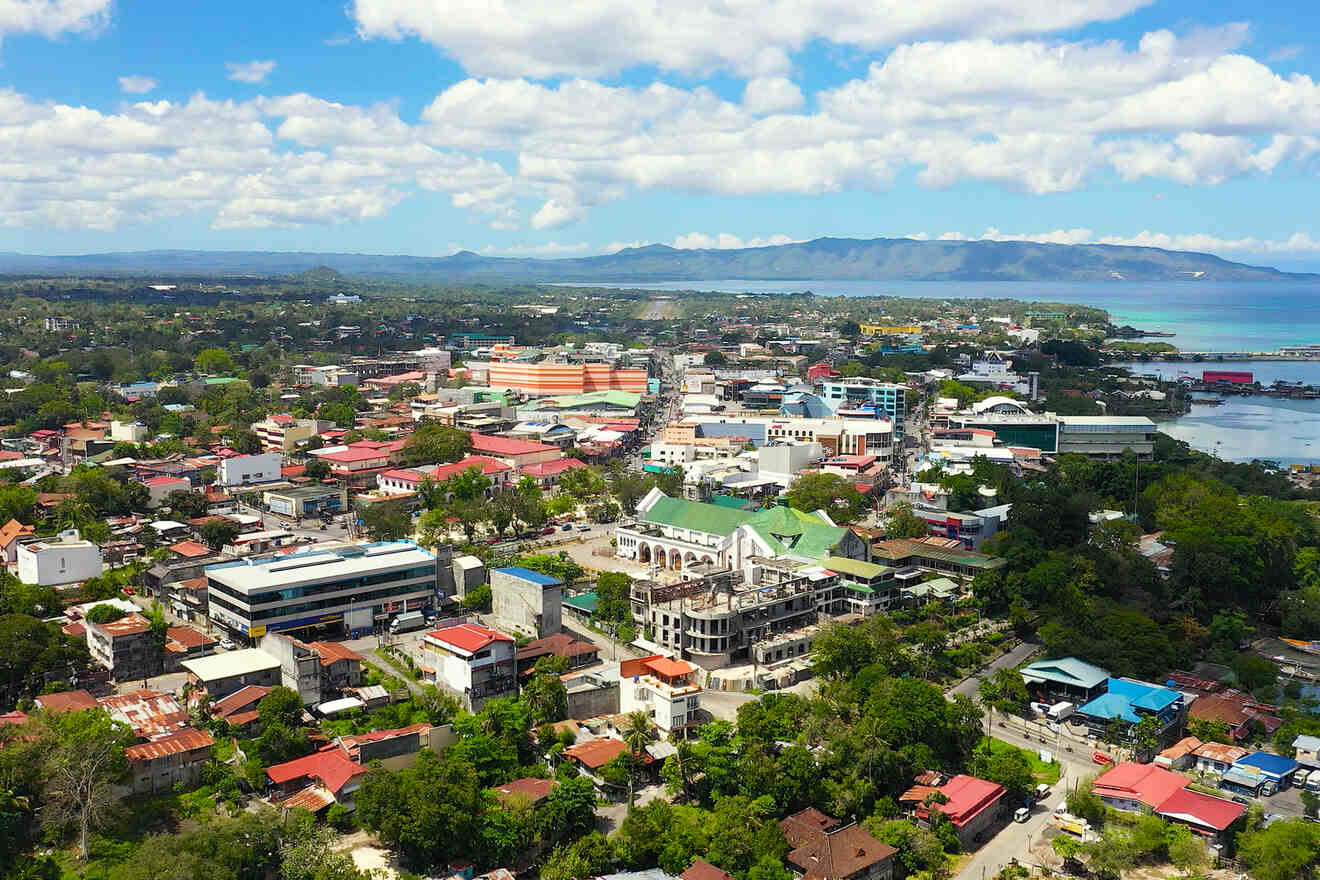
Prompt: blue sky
<box><xmin>3</xmin><ymin>0</ymin><xmax>1320</xmax><ymax>268</ymax></box>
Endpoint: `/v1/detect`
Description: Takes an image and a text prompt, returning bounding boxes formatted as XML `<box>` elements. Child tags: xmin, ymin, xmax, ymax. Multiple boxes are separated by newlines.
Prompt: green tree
<box><xmin>1237</xmin><ymin>818</ymin><xmax>1320</xmax><ymax>880</ymax></box>
<box><xmin>355</xmin><ymin>750</ymin><xmax>486</xmax><ymax>869</ymax></box>
<box><xmin>523</xmin><ymin>665</ymin><xmax>569</xmax><ymax>726</ymax></box>
<box><xmin>539</xmin><ymin>775</ymin><xmax>597</xmax><ymax>843</ymax></box>
<box><xmin>257</xmin><ymin>687</ymin><xmax>304</xmax><ymax>729</ymax></box>
<box><xmin>84</xmin><ymin>603</ymin><xmax>128</xmax><ymax>624</ymax></box>
<box><xmin>193</xmin><ymin>348</ymin><xmax>236</xmax><ymax>374</ymax></box>
<box><xmin>303</xmin><ymin>457</ymin><xmax>330</xmax><ymax>481</ymax></box>
<box><xmin>359</xmin><ymin>500</ymin><xmax>411</xmax><ymax>541</ymax></box>
<box><xmin>785</xmin><ymin>474</ymin><xmax>868</xmax><ymax>524</ymax></box>
<box><xmin>163</xmin><ymin>490</ymin><xmax>209</xmax><ymax>518</ymax></box>
<box><xmin>540</xmin><ymin>833</ymin><xmax>615</xmax><ymax>880</ymax></box>
<box><xmin>199</xmin><ymin>518</ymin><xmax>241</xmax><ymax>551</ymax></box>
<box><xmin>884</xmin><ymin>502</ymin><xmax>930</xmax><ymax>539</ymax></box>
<box><xmin>402</xmin><ymin>424</ymin><xmax>471</xmax><ymax>466</ymax></box>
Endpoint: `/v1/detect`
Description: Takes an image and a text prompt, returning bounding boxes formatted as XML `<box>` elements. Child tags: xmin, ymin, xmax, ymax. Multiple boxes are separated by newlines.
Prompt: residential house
<box><xmin>1092</xmin><ymin>762</ymin><xmax>1245</xmax><ymax>842</ymax></box>
<box><xmin>422</xmin><ymin>623</ymin><xmax>517</xmax><ymax>711</ymax></box>
<box><xmin>620</xmin><ymin>654</ymin><xmax>702</xmax><ymax>734</ymax></box>
<box><xmin>124</xmin><ymin>728</ymin><xmax>216</xmax><ymax>795</ymax></box>
<box><xmin>913</xmin><ymin>775</ymin><xmax>1007</xmax><ymax>849</ymax></box>
<box><xmin>868</xmin><ymin>537</ymin><xmax>1006</xmax><ymax>582</ymax></box>
<box><xmin>493</xmin><ymin>777</ymin><xmax>557</xmax><ymax>807</ymax></box>
<box><xmin>1155</xmin><ymin>737</ymin><xmax>1203</xmax><ymax>771</ymax></box>
<box><xmin>181</xmin><ymin>649</ymin><xmax>282</xmax><ymax>701</ymax></box>
<box><xmin>99</xmin><ymin>689</ymin><xmax>188</xmax><ymax>739</ymax></box>
<box><xmin>0</xmin><ymin>518</ymin><xmax>35</xmax><ymax>565</ymax></box>
<box><xmin>34</xmin><ymin>689</ymin><xmax>99</xmax><ymax>713</ymax></box>
<box><xmin>86</xmin><ymin>614</ymin><xmax>159</xmax><ymax>683</ymax></box>
<box><xmin>1192</xmin><ymin>742</ymin><xmax>1251</xmax><ymax>776</ymax></box>
<box><xmin>211</xmin><ymin>685</ymin><xmax>272</xmax><ymax>733</ymax></box>
<box><xmin>376</xmin><ymin>455</ymin><xmax>513</xmax><ymax>496</ymax></box>
<box><xmin>780</xmin><ymin>808</ymin><xmax>897</xmax><ymax>880</ymax></box>
<box><xmin>309</xmin><ymin>439</ymin><xmax>407</xmax><ymax>487</ymax></box>
<box><xmin>1074</xmin><ymin>678</ymin><xmax>1185</xmax><ymax>745</ymax></box>
<box><xmin>563</xmin><ymin>737</ymin><xmax>652</xmax><ymax>789</ymax></box>
<box><xmin>337</xmin><ymin>722</ymin><xmax>454</xmax><ymax>771</ymax></box>
<box><xmin>306</xmin><ymin>641</ymin><xmax>364</xmax><ymax>693</ymax></box>
<box><xmin>144</xmin><ymin>475</ymin><xmax>192</xmax><ymax>507</ymax></box>
<box><xmin>265</xmin><ymin>748</ymin><xmax>368</xmax><ymax>812</ymax></box>
<box><xmin>1187</xmin><ymin>691</ymin><xmax>1281</xmax><ymax>741</ymax></box>
<box><xmin>515</xmin><ymin>632</ymin><xmax>600</xmax><ymax>676</ymax></box>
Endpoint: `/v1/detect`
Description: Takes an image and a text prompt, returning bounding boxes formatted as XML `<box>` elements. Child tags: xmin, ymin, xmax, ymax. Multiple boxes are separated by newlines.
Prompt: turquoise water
<box><xmin>1115</xmin><ymin>360</ymin><xmax>1320</xmax><ymax>386</ymax></box>
<box><xmin>583</xmin><ymin>279</ymin><xmax>1320</xmax><ymax>353</ymax></box>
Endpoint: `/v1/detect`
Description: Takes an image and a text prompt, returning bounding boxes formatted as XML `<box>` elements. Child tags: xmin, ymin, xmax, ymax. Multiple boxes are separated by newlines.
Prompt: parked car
<box><xmin>1013</xmin><ymin>807</ymin><xmax>1030</xmax><ymax>823</ymax></box>
<box><xmin>539</xmin><ymin>526</ymin><xmax>557</xmax><ymax>536</ymax></box>
<box><xmin>218</xmin><ymin>637</ymin><xmax>236</xmax><ymax>651</ymax></box>
<box><xmin>561</xmin><ymin>523</ymin><xmax>573</xmax><ymax>531</ymax></box>
<box><xmin>577</xmin><ymin>524</ymin><xmax>591</xmax><ymax>531</ymax></box>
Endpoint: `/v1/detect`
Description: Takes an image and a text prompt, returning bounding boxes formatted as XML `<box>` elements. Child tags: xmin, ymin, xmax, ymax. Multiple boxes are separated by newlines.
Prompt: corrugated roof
<box><xmin>426</xmin><ymin>623</ymin><xmax>514</xmax><ymax>654</ymax></box>
<box><xmin>125</xmin><ymin>727</ymin><xmax>215</xmax><ymax>761</ymax></box>
<box><xmin>279</xmin><ymin>784</ymin><xmax>337</xmax><ymax>812</ymax></box>
<box><xmin>496</xmin><ymin>566</ymin><xmax>562</xmax><ymax>585</ymax></box>
<box><xmin>822</xmin><ymin>555</ymin><xmax>889</xmax><ymax>580</ymax></box>
<box><xmin>1021</xmin><ymin>657</ymin><xmax>1110</xmax><ymax>689</ymax></box>
<box><xmin>641</xmin><ymin>495</ymin><xmax>752</xmax><ymax>536</ymax></box>
<box><xmin>266</xmin><ymin>749</ymin><xmax>366</xmax><ymax>793</ymax></box>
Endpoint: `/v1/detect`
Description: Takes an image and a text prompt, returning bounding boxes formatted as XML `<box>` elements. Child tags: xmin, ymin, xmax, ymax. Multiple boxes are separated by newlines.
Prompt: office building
<box><xmin>204</xmin><ymin>541</ymin><xmax>437</xmax><ymax>640</ymax></box>
<box><xmin>816</xmin><ymin>379</ymin><xmax>907</xmax><ymax>437</ymax></box>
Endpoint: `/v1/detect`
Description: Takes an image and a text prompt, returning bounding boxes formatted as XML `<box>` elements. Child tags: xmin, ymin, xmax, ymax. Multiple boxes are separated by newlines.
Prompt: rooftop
<box><xmin>426</xmin><ymin>622</ymin><xmax>514</xmax><ymax>655</ymax></box>
<box><xmin>680</xmin><ymin>860</ymin><xmax>737</xmax><ymax>880</ymax></box>
<box><xmin>786</xmin><ymin>823</ymin><xmax>897</xmax><ymax>880</ymax></box>
<box><xmin>492</xmin><ymin>777</ymin><xmax>557</xmax><ymax>805</ymax></box>
<box><xmin>181</xmin><ymin>648</ymin><xmax>281</xmax><ymax>682</ymax></box>
<box><xmin>919</xmin><ymin>775</ymin><xmax>1006</xmax><ymax>826</ymax></box>
<box><xmin>495</xmin><ymin>566</ymin><xmax>562</xmax><ymax>586</ymax></box>
<box><xmin>564</xmin><ymin>736</ymin><xmax>637</xmax><ymax>770</ymax></box>
<box><xmin>124</xmin><ymin>727</ymin><xmax>215</xmax><ymax>761</ymax></box>
<box><xmin>265</xmin><ymin>748</ymin><xmax>366</xmax><ymax>793</ymax></box>
<box><xmin>1093</xmin><ymin>762</ymin><xmax>1188</xmax><ymax>809</ymax></box>
<box><xmin>1156</xmin><ymin>788</ymin><xmax>1246</xmax><ymax>832</ymax></box>
<box><xmin>470</xmin><ymin>433</ymin><xmax>557</xmax><ymax>456</ymax></box>
<box><xmin>1078</xmin><ymin>678</ymin><xmax>1181</xmax><ymax>724</ymax></box>
<box><xmin>204</xmin><ymin>541</ymin><xmax>434</xmax><ymax>594</ymax></box>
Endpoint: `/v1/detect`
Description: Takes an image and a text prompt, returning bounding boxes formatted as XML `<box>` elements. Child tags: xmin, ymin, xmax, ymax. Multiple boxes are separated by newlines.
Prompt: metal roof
<box><xmin>181</xmin><ymin>648</ymin><xmax>281</xmax><ymax>681</ymax></box>
<box><xmin>1021</xmin><ymin>657</ymin><xmax>1110</xmax><ymax>690</ymax></box>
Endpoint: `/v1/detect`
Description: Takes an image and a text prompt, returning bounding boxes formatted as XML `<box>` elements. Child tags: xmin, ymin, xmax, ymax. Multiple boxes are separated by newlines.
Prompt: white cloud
<box><xmin>117</xmin><ymin>75</ymin><xmax>157</xmax><ymax>94</ymax></box>
<box><xmin>742</xmin><ymin>77</ymin><xmax>804</xmax><ymax>114</ymax></box>
<box><xmin>350</xmin><ymin>0</ymin><xmax>1151</xmax><ymax>77</ymax></box>
<box><xmin>226</xmin><ymin>60</ymin><xmax>277</xmax><ymax>84</ymax></box>
<box><xmin>530</xmin><ymin>196</ymin><xmax>587</xmax><ymax>230</ymax></box>
<box><xmin>603</xmin><ymin>240</ymin><xmax>647</xmax><ymax>253</ymax></box>
<box><xmin>0</xmin><ymin>0</ymin><xmax>109</xmax><ymax>40</ymax></box>
<box><xmin>671</xmin><ymin>232</ymin><xmax>801</xmax><ymax>249</ymax></box>
<box><xmin>476</xmin><ymin>241</ymin><xmax>592</xmax><ymax>256</ymax></box>
<box><xmin>932</xmin><ymin>227</ymin><xmax>1320</xmax><ymax>255</ymax></box>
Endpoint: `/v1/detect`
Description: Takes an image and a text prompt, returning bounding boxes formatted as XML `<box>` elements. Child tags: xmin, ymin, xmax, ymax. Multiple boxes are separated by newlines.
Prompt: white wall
<box><xmin>17</xmin><ymin>537</ymin><xmax>103</xmax><ymax>586</ymax></box>
<box><xmin>218</xmin><ymin>453</ymin><xmax>283</xmax><ymax>487</ymax></box>
<box><xmin>110</xmin><ymin>421</ymin><xmax>149</xmax><ymax>443</ymax></box>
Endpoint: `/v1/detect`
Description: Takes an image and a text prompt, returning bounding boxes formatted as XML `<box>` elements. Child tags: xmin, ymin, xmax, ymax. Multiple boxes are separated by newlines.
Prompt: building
<box><xmin>1092</xmin><ymin>762</ymin><xmax>1245</xmax><ymax>841</ymax></box>
<box><xmin>144</xmin><ymin>475</ymin><xmax>192</xmax><ymax>507</ymax></box>
<box><xmin>310</xmin><ymin>439</ymin><xmax>408</xmax><ymax>487</ymax></box>
<box><xmin>1155</xmin><ymin>736</ymin><xmax>1203</xmax><ymax>770</ymax></box>
<box><xmin>616</xmin><ymin>489</ymin><xmax>867</xmax><ymax>574</ymax></box>
<box><xmin>1020</xmin><ymin>657</ymin><xmax>1111</xmax><ymax>705</ymax></box>
<box><xmin>124</xmin><ymin>728</ymin><xmax>216</xmax><ymax>795</ymax></box>
<box><xmin>780</xmin><ymin>808</ymin><xmax>897</xmax><ymax>880</ymax></box>
<box><xmin>110</xmin><ymin>420</ymin><xmax>149</xmax><ymax>443</ymax></box>
<box><xmin>493</xmin><ymin>777</ymin><xmax>558</xmax><ymax>808</ymax></box>
<box><xmin>17</xmin><ymin>529</ymin><xmax>103</xmax><ymax>586</ymax></box>
<box><xmin>1294</xmin><ymin>735</ymin><xmax>1320</xmax><ymax>771</ymax></box>
<box><xmin>1055</xmin><ymin>415</ymin><xmax>1156</xmax><ymax>459</ymax></box>
<box><xmin>86</xmin><ymin>614</ymin><xmax>159</xmax><ymax>682</ymax></box>
<box><xmin>913</xmin><ymin>775</ymin><xmax>1007</xmax><ymax>849</ymax></box>
<box><xmin>259</xmin><ymin>632</ymin><xmax>329</xmax><ymax>706</ymax></box>
<box><xmin>204</xmin><ymin>541</ymin><xmax>437</xmax><ymax>640</ymax></box>
<box><xmin>181</xmin><ymin>649</ymin><xmax>283</xmax><ymax>701</ymax></box>
<box><xmin>869</xmin><ymin>537</ymin><xmax>1005</xmax><ymax>581</ymax></box>
<box><xmin>620</xmin><ymin>654</ymin><xmax>702</xmax><ymax>733</ymax></box>
<box><xmin>822</xmin><ymin>556</ymin><xmax>901</xmax><ymax>615</ymax></box>
<box><xmin>376</xmin><ymin>455</ymin><xmax>513</xmax><ymax>496</ymax></box>
<box><xmin>452</xmin><ymin>554</ymin><xmax>486</xmax><ymax>599</ymax></box>
<box><xmin>491</xmin><ymin>566</ymin><xmax>563</xmax><ymax>637</ymax></box>
<box><xmin>1228</xmin><ymin>752</ymin><xmax>1299</xmax><ymax>796</ymax></box>
<box><xmin>266</xmin><ymin>749</ymin><xmax>368</xmax><ymax>811</ymax></box>
<box><xmin>515</xmin><ymin>632</ymin><xmax>599</xmax><ymax>676</ymax></box>
<box><xmin>44</xmin><ymin>315</ymin><xmax>80</xmax><ymax>332</ymax></box>
<box><xmin>563</xmin><ymin>667</ymin><xmax>621</xmax><ymax>719</ymax></box>
<box><xmin>0</xmin><ymin>518</ymin><xmax>36</xmax><ymax>564</ymax></box>
<box><xmin>307</xmin><ymin>640</ymin><xmax>363</xmax><ymax>693</ymax></box>
<box><xmin>1192</xmin><ymin>742</ymin><xmax>1251</xmax><ymax>776</ymax></box>
<box><xmin>630</xmin><ymin>563</ymin><xmax>843</xmax><ymax>670</ymax></box>
<box><xmin>262</xmin><ymin>485</ymin><xmax>342</xmax><ymax>519</ymax></box>
<box><xmin>1075</xmin><ymin>677</ymin><xmax>1185</xmax><ymax>744</ymax></box>
<box><xmin>252</xmin><ymin>416</ymin><xmax>325</xmax><ymax>453</ymax></box>
<box><xmin>563</xmin><ymin>736</ymin><xmax>646</xmax><ymax>783</ymax></box>
<box><xmin>909</xmin><ymin>504</ymin><xmax>1009</xmax><ymax>551</ymax></box>
<box><xmin>210</xmin><ymin>685</ymin><xmax>271</xmax><ymax>732</ymax></box>
<box><xmin>486</xmin><ymin>361</ymin><xmax>648</xmax><ymax>396</ymax></box>
<box><xmin>217</xmin><ymin>453</ymin><xmax>283</xmax><ymax>487</ymax></box>
<box><xmin>423</xmin><ymin>623</ymin><xmax>517</xmax><ymax>711</ymax></box>
<box><xmin>100</xmin><ymin>689</ymin><xmax>189</xmax><ymax>739</ymax></box>
<box><xmin>469</xmin><ymin>433</ymin><xmax>563</xmax><ymax>468</ymax></box>
<box><xmin>1202</xmin><ymin>370</ymin><xmax>1253</xmax><ymax>385</ymax></box>
<box><xmin>815</xmin><ymin>379</ymin><xmax>907</xmax><ymax>437</ymax></box>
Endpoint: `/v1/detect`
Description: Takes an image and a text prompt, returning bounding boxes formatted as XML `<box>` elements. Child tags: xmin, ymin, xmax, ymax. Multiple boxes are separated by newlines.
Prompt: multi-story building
<box><xmin>615</xmin><ymin>489</ymin><xmax>867</xmax><ymax>574</ymax></box>
<box><xmin>217</xmin><ymin>453</ymin><xmax>283</xmax><ymax>487</ymax></box>
<box><xmin>204</xmin><ymin>541</ymin><xmax>437</xmax><ymax>640</ymax></box>
<box><xmin>630</xmin><ymin>562</ymin><xmax>845</xmax><ymax>670</ymax></box>
<box><xmin>486</xmin><ymin>361</ymin><xmax>649</xmax><ymax>396</ymax></box>
<box><xmin>676</xmin><ymin>415</ymin><xmax>894</xmax><ymax>462</ymax></box>
<box><xmin>309</xmin><ymin>439</ymin><xmax>408</xmax><ymax>487</ymax></box>
<box><xmin>256</xmin><ymin>633</ymin><xmax>363</xmax><ymax>706</ymax></box>
<box><xmin>251</xmin><ymin>416</ymin><xmax>325</xmax><ymax>453</ymax></box>
<box><xmin>423</xmin><ymin>623</ymin><xmax>517</xmax><ymax>711</ymax></box>
<box><xmin>262</xmin><ymin>485</ymin><xmax>342</xmax><ymax>519</ymax></box>
<box><xmin>816</xmin><ymin>379</ymin><xmax>907</xmax><ymax>437</ymax></box>
<box><xmin>123</xmin><ymin>728</ymin><xmax>216</xmax><ymax>795</ymax></box>
<box><xmin>869</xmin><ymin>537</ymin><xmax>1006</xmax><ymax>581</ymax></box>
<box><xmin>86</xmin><ymin>614</ymin><xmax>159</xmax><ymax>682</ymax></box>
<box><xmin>619</xmin><ymin>654</ymin><xmax>702</xmax><ymax>733</ymax></box>
<box><xmin>44</xmin><ymin>315</ymin><xmax>80</xmax><ymax>332</ymax></box>
<box><xmin>450</xmin><ymin>332</ymin><xmax>515</xmax><ymax>350</ymax></box>
<box><xmin>1055</xmin><ymin>415</ymin><xmax>1156</xmax><ymax>460</ymax></box>
<box><xmin>376</xmin><ymin>455</ymin><xmax>513</xmax><ymax>497</ymax></box>
<box><xmin>17</xmin><ymin>529</ymin><xmax>103</xmax><ymax>586</ymax></box>
<box><xmin>491</xmin><ymin>566</ymin><xmax>562</xmax><ymax>637</ymax></box>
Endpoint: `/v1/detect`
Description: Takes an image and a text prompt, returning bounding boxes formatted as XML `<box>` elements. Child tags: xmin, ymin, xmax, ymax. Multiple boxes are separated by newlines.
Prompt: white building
<box><xmin>650</xmin><ymin>442</ymin><xmax>698</xmax><ymax>468</ymax></box>
<box><xmin>204</xmin><ymin>541</ymin><xmax>437</xmax><ymax>641</ymax></box>
<box><xmin>252</xmin><ymin>415</ymin><xmax>325</xmax><ymax>453</ymax></box>
<box><xmin>110</xmin><ymin>420</ymin><xmax>149</xmax><ymax>443</ymax></box>
<box><xmin>620</xmin><ymin>654</ymin><xmax>702</xmax><ymax>733</ymax></box>
<box><xmin>144</xmin><ymin>475</ymin><xmax>191</xmax><ymax>507</ymax></box>
<box><xmin>490</xmin><ymin>566</ymin><xmax>562</xmax><ymax>637</ymax></box>
<box><xmin>217</xmin><ymin>453</ymin><xmax>283</xmax><ymax>488</ymax></box>
<box><xmin>17</xmin><ymin>529</ymin><xmax>103</xmax><ymax>586</ymax></box>
<box><xmin>422</xmin><ymin>623</ymin><xmax>517</xmax><ymax>711</ymax></box>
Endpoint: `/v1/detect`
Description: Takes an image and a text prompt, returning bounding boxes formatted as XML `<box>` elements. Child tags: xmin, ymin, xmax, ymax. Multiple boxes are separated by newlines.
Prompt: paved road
<box><xmin>700</xmin><ymin>679</ymin><xmax>818</xmax><ymax>722</ymax></box>
<box><xmin>954</xmin><ymin>760</ymin><xmax>1078</xmax><ymax>880</ymax></box>
<box><xmin>946</xmin><ymin>640</ymin><xmax>1040</xmax><ymax>700</ymax></box>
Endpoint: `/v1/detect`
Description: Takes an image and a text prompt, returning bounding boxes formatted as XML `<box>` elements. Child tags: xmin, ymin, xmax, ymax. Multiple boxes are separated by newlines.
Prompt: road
<box><xmin>954</xmin><ymin>760</ymin><xmax>1078</xmax><ymax>880</ymax></box>
<box><xmin>946</xmin><ymin>640</ymin><xmax>1040</xmax><ymax>700</ymax></box>
<box><xmin>700</xmin><ymin>678</ymin><xmax>818</xmax><ymax>722</ymax></box>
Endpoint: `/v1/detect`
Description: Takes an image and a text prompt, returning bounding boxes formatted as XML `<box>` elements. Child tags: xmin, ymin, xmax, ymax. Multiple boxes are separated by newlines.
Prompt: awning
<box><xmin>1221</xmin><ymin>769</ymin><xmax>1265</xmax><ymax>790</ymax></box>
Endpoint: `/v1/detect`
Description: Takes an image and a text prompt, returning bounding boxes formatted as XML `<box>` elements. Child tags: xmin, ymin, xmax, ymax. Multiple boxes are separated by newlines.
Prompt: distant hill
<box><xmin>0</xmin><ymin>237</ymin><xmax>1313</xmax><ymax>282</ymax></box>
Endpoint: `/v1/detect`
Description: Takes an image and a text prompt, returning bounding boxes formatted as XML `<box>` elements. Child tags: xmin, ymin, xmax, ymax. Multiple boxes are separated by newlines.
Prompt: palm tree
<box><xmin>853</xmin><ymin>715</ymin><xmax>890</xmax><ymax>787</ymax></box>
<box><xmin>620</xmin><ymin>710</ymin><xmax>652</xmax><ymax>807</ymax></box>
<box><xmin>667</xmin><ymin>731</ymin><xmax>696</xmax><ymax>801</ymax></box>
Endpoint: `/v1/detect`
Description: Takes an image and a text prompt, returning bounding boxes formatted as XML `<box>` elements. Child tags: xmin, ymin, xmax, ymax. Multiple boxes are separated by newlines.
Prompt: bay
<box><xmin>575</xmin><ymin>279</ymin><xmax>1320</xmax><ymax>353</ymax></box>
<box><xmin>1149</xmin><ymin>396</ymin><xmax>1320</xmax><ymax>467</ymax></box>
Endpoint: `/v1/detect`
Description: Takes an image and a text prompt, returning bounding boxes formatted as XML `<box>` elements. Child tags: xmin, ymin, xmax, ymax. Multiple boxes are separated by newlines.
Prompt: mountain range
<box><xmin>0</xmin><ymin>237</ymin><xmax>1312</xmax><ymax>282</ymax></box>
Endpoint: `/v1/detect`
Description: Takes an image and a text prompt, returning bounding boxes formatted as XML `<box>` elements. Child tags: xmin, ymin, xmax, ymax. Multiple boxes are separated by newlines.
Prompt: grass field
<box><xmin>979</xmin><ymin>736</ymin><xmax>1063</xmax><ymax>785</ymax></box>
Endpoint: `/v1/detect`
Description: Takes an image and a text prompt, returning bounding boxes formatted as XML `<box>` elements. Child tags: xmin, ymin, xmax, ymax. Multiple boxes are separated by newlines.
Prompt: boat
<box><xmin>1281</xmin><ymin>638</ymin><xmax>1320</xmax><ymax>656</ymax></box>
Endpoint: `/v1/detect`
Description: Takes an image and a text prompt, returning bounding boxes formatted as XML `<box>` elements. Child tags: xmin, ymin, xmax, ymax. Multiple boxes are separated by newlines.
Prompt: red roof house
<box><xmin>915</xmin><ymin>774</ymin><xmax>1007</xmax><ymax>848</ymax></box>
<box><xmin>1092</xmin><ymin>762</ymin><xmax>1189</xmax><ymax>811</ymax></box>
<box><xmin>266</xmin><ymin>748</ymin><xmax>367</xmax><ymax>799</ymax></box>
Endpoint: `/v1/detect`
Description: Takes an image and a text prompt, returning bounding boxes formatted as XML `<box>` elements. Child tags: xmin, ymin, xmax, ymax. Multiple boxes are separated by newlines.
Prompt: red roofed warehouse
<box><xmin>124</xmin><ymin>727</ymin><xmax>216</xmax><ymax>795</ymax></box>
<box><xmin>914</xmin><ymin>775</ymin><xmax>1007</xmax><ymax>849</ymax></box>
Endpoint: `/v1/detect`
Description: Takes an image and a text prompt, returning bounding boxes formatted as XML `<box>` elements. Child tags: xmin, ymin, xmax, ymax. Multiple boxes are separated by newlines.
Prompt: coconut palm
<box><xmin>620</xmin><ymin>710</ymin><xmax>652</xmax><ymax>807</ymax></box>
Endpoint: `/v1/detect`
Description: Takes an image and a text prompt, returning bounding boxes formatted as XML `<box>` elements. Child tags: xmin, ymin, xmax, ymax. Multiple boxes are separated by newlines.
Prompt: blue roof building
<box><xmin>491</xmin><ymin>566</ymin><xmax>564</xmax><ymax>638</ymax></box>
<box><xmin>1021</xmin><ymin>657</ymin><xmax>1110</xmax><ymax>702</ymax></box>
<box><xmin>1232</xmin><ymin>751</ymin><xmax>1299</xmax><ymax>785</ymax></box>
<box><xmin>1075</xmin><ymin>678</ymin><xmax>1185</xmax><ymax>744</ymax></box>
<box><xmin>494</xmin><ymin>566</ymin><xmax>562</xmax><ymax>586</ymax></box>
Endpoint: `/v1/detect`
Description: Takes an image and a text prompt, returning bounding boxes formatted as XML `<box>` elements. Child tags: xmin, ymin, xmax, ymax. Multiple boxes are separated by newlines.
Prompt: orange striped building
<box><xmin>486</xmin><ymin>362</ymin><xmax>648</xmax><ymax>396</ymax></box>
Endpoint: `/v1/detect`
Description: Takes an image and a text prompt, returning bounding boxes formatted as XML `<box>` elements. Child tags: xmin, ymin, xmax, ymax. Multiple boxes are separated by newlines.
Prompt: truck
<box><xmin>1307</xmin><ymin>769</ymin><xmax>1320</xmax><ymax>792</ymax></box>
<box><xmin>1053</xmin><ymin>804</ymin><xmax>1090</xmax><ymax>836</ymax></box>
<box><xmin>1047</xmin><ymin>701</ymin><xmax>1075</xmax><ymax>722</ymax></box>
<box><xmin>389</xmin><ymin>611</ymin><xmax>427</xmax><ymax>634</ymax></box>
